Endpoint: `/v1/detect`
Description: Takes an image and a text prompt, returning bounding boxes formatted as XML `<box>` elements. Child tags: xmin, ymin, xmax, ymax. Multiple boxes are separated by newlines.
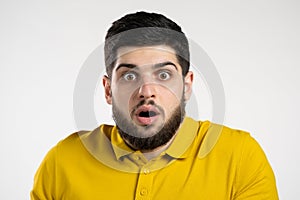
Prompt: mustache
<box><xmin>131</xmin><ymin>100</ymin><xmax>163</xmax><ymax>116</ymax></box>
<box><xmin>135</xmin><ymin>99</ymin><xmax>155</xmax><ymax>108</ymax></box>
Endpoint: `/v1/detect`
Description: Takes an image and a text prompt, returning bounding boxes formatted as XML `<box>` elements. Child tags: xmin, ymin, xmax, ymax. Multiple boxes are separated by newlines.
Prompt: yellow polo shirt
<box><xmin>31</xmin><ymin>117</ymin><xmax>278</xmax><ymax>199</ymax></box>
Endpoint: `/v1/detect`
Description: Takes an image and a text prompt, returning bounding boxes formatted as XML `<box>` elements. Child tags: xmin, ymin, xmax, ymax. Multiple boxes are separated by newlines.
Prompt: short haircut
<box><xmin>104</xmin><ymin>11</ymin><xmax>190</xmax><ymax>78</ymax></box>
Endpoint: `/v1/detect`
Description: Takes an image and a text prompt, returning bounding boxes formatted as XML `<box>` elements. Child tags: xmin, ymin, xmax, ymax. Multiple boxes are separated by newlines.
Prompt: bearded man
<box><xmin>31</xmin><ymin>11</ymin><xmax>278</xmax><ymax>200</ymax></box>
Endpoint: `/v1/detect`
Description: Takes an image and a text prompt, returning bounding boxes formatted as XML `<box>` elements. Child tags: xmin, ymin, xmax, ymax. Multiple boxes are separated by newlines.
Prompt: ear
<box><xmin>102</xmin><ymin>75</ymin><xmax>112</xmax><ymax>105</ymax></box>
<box><xmin>184</xmin><ymin>71</ymin><xmax>194</xmax><ymax>101</ymax></box>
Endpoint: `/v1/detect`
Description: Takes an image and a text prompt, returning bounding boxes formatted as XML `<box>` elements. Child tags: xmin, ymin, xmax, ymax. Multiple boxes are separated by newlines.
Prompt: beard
<box><xmin>112</xmin><ymin>98</ymin><xmax>186</xmax><ymax>151</ymax></box>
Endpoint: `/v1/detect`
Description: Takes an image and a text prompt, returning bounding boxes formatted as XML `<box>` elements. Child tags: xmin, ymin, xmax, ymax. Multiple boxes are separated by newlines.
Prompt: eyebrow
<box><xmin>115</xmin><ymin>61</ymin><xmax>178</xmax><ymax>72</ymax></box>
<box><xmin>154</xmin><ymin>62</ymin><xmax>178</xmax><ymax>70</ymax></box>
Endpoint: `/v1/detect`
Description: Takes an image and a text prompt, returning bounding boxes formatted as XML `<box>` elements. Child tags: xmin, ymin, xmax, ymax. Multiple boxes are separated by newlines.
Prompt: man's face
<box><xmin>103</xmin><ymin>45</ymin><xmax>193</xmax><ymax>150</ymax></box>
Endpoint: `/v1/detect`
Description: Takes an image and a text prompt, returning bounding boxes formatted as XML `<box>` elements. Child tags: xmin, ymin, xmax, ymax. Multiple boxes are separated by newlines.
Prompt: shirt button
<box><xmin>143</xmin><ymin>169</ymin><xmax>150</xmax><ymax>174</ymax></box>
<box><xmin>140</xmin><ymin>188</ymin><xmax>148</xmax><ymax>196</ymax></box>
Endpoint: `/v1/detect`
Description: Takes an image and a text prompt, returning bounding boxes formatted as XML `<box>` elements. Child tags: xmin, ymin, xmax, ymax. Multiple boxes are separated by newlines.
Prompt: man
<box><xmin>31</xmin><ymin>11</ymin><xmax>278</xmax><ymax>199</ymax></box>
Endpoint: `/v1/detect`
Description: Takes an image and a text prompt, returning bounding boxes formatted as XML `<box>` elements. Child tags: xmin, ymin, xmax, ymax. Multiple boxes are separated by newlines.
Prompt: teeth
<box><xmin>139</xmin><ymin>111</ymin><xmax>157</xmax><ymax>117</ymax></box>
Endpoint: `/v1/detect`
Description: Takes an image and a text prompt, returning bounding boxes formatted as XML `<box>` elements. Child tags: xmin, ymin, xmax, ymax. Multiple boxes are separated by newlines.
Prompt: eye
<box><xmin>123</xmin><ymin>72</ymin><xmax>137</xmax><ymax>81</ymax></box>
<box><xmin>158</xmin><ymin>71</ymin><xmax>171</xmax><ymax>80</ymax></box>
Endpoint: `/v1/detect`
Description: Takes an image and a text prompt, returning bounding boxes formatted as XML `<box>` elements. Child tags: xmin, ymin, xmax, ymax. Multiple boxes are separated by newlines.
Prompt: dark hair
<box><xmin>104</xmin><ymin>11</ymin><xmax>190</xmax><ymax>78</ymax></box>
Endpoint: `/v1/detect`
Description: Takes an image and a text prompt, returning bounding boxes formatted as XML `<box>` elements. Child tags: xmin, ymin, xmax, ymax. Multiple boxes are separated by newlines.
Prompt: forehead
<box><xmin>114</xmin><ymin>45</ymin><xmax>180</xmax><ymax>70</ymax></box>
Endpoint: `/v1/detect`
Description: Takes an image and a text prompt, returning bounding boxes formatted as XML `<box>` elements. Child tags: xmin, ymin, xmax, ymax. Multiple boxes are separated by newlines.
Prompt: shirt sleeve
<box><xmin>30</xmin><ymin>146</ymin><xmax>57</xmax><ymax>200</ymax></box>
<box><xmin>233</xmin><ymin>134</ymin><xmax>279</xmax><ymax>200</ymax></box>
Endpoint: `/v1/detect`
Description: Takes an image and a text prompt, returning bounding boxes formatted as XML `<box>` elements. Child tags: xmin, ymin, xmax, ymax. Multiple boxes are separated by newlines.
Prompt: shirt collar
<box><xmin>111</xmin><ymin>117</ymin><xmax>200</xmax><ymax>160</ymax></box>
<box><xmin>165</xmin><ymin>117</ymin><xmax>199</xmax><ymax>159</ymax></box>
<box><xmin>111</xmin><ymin>126</ymin><xmax>135</xmax><ymax>160</ymax></box>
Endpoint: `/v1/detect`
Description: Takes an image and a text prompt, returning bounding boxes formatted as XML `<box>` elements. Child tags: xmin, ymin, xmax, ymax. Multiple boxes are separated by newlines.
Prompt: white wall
<box><xmin>0</xmin><ymin>0</ymin><xmax>299</xmax><ymax>199</ymax></box>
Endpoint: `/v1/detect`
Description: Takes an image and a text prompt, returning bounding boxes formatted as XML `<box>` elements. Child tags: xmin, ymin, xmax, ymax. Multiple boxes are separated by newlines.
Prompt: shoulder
<box><xmin>217</xmin><ymin>124</ymin><xmax>252</xmax><ymax>147</ymax></box>
<box><xmin>201</xmin><ymin>120</ymin><xmax>251</xmax><ymax>140</ymax></box>
<box><xmin>45</xmin><ymin>124</ymin><xmax>114</xmax><ymax>158</ymax></box>
<box><xmin>58</xmin><ymin>124</ymin><xmax>114</xmax><ymax>145</ymax></box>
<box><xmin>215</xmin><ymin>124</ymin><xmax>263</xmax><ymax>156</ymax></box>
<box><xmin>195</xmin><ymin>119</ymin><xmax>260</xmax><ymax>159</ymax></box>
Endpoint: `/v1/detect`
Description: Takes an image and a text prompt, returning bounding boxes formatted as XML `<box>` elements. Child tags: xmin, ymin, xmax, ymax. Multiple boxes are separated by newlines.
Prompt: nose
<box><xmin>138</xmin><ymin>83</ymin><xmax>156</xmax><ymax>99</ymax></box>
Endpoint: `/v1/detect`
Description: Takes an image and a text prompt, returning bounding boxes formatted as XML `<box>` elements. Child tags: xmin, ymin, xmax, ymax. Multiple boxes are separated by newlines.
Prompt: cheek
<box><xmin>112</xmin><ymin>89</ymin><xmax>130</xmax><ymax>108</ymax></box>
<box><xmin>112</xmin><ymin>82</ymin><xmax>138</xmax><ymax>100</ymax></box>
<box><xmin>158</xmin><ymin>87</ymin><xmax>183</xmax><ymax>111</ymax></box>
<box><xmin>159</xmin><ymin>79</ymin><xmax>184</xmax><ymax>102</ymax></box>
<box><xmin>112</xmin><ymin>87</ymin><xmax>136</xmax><ymax>116</ymax></box>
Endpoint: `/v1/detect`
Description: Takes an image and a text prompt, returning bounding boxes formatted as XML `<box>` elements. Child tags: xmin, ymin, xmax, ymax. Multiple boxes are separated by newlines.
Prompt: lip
<box><xmin>134</xmin><ymin>105</ymin><xmax>160</xmax><ymax>126</ymax></box>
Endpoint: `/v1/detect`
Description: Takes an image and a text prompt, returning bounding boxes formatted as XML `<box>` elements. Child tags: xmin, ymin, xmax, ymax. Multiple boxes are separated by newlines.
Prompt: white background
<box><xmin>1</xmin><ymin>0</ymin><xmax>299</xmax><ymax>199</ymax></box>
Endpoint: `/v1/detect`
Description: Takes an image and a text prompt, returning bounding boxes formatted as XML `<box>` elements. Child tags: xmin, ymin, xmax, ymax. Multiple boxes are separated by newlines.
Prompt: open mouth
<box><xmin>138</xmin><ymin>110</ymin><xmax>158</xmax><ymax>117</ymax></box>
<box><xmin>135</xmin><ymin>106</ymin><xmax>160</xmax><ymax>125</ymax></box>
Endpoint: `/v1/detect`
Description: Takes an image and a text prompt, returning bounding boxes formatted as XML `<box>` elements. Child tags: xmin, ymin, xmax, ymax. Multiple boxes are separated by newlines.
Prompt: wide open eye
<box><xmin>123</xmin><ymin>72</ymin><xmax>137</xmax><ymax>81</ymax></box>
<box><xmin>158</xmin><ymin>71</ymin><xmax>171</xmax><ymax>80</ymax></box>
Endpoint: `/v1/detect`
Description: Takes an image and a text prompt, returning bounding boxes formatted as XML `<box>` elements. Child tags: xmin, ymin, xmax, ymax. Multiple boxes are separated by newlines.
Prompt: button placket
<box><xmin>140</xmin><ymin>188</ymin><xmax>148</xmax><ymax>196</ymax></box>
<box><xmin>129</xmin><ymin>153</ymin><xmax>147</xmax><ymax>167</ymax></box>
<box><xmin>134</xmin><ymin>166</ymin><xmax>154</xmax><ymax>200</ymax></box>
